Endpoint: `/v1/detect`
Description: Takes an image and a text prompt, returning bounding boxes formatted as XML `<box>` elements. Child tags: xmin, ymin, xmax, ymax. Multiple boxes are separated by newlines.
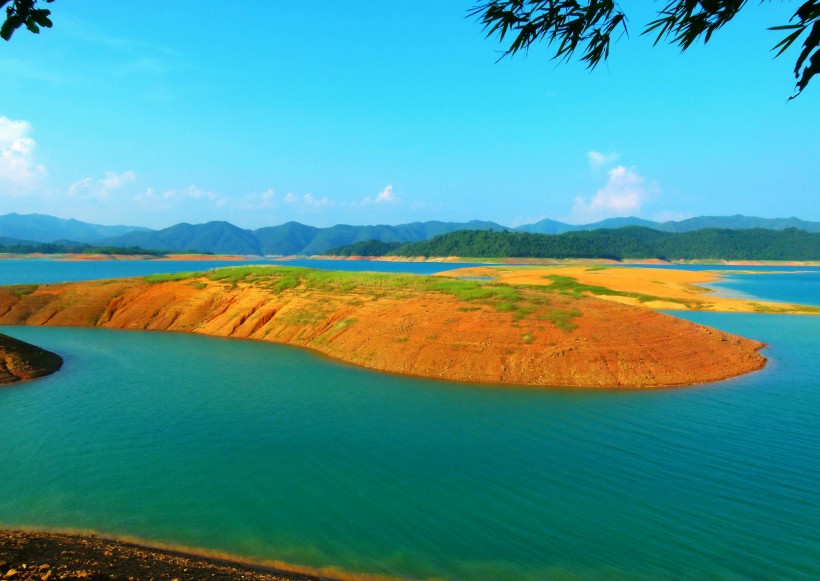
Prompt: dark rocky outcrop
<box><xmin>0</xmin><ymin>334</ymin><xmax>62</xmax><ymax>385</ymax></box>
<box><xmin>0</xmin><ymin>530</ymin><xmax>325</xmax><ymax>580</ymax></box>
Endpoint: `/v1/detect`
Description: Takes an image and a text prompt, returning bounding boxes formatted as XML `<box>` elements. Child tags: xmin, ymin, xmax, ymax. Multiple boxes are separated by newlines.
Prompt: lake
<box><xmin>0</xmin><ymin>259</ymin><xmax>818</xmax><ymax>580</ymax></box>
<box><xmin>628</xmin><ymin>263</ymin><xmax>820</xmax><ymax>307</ymax></box>
<box><xmin>0</xmin><ymin>257</ymin><xmax>490</xmax><ymax>285</ymax></box>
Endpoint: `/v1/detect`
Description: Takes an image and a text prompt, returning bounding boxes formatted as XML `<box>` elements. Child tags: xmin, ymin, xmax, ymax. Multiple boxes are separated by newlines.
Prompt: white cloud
<box><xmin>572</xmin><ymin>165</ymin><xmax>659</xmax><ymax>223</ymax></box>
<box><xmin>133</xmin><ymin>184</ymin><xmax>223</xmax><ymax>209</ymax></box>
<box><xmin>67</xmin><ymin>170</ymin><xmax>136</xmax><ymax>201</ymax></box>
<box><xmin>303</xmin><ymin>193</ymin><xmax>330</xmax><ymax>207</ymax></box>
<box><xmin>282</xmin><ymin>192</ymin><xmax>331</xmax><ymax>208</ymax></box>
<box><xmin>362</xmin><ymin>184</ymin><xmax>399</xmax><ymax>205</ymax></box>
<box><xmin>375</xmin><ymin>184</ymin><xmax>396</xmax><ymax>203</ymax></box>
<box><xmin>0</xmin><ymin>115</ymin><xmax>46</xmax><ymax>189</ymax></box>
<box><xmin>184</xmin><ymin>185</ymin><xmax>218</xmax><ymax>200</ymax></box>
<box><xmin>101</xmin><ymin>171</ymin><xmax>135</xmax><ymax>190</ymax></box>
<box><xmin>236</xmin><ymin>188</ymin><xmax>277</xmax><ymax>210</ymax></box>
<box><xmin>587</xmin><ymin>150</ymin><xmax>620</xmax><ymax>170</ymax></box>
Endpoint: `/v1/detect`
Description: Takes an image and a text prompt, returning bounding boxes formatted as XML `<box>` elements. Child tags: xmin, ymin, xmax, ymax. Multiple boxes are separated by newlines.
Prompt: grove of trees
<box><xmin>328</xmin><ymin>226</ymin><xmax>820</xmax><ymax>261</ymax></box>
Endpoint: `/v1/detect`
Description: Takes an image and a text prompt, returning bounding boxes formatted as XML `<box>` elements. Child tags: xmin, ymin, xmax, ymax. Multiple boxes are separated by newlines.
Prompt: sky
<box><xmin>1</xmin><ymin>1</ymin><xmax>818</xmax><ymax>230</ymax></box>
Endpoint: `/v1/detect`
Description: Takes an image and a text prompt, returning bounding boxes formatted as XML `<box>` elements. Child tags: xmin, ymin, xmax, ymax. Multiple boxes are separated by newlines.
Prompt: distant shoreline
<box><xmin>0</xmin><ymin>252</ymin><xmax>253</xmax><ymax>262</ymax></box>
<box><xmin>318</xmin><ymin>255</ymin><xmax>820</xmax><ymax>267</ymax></box>
<box><xmin>3</xmin><ymin>251</ymin><xmax>819</xmax><ymax>268</ymax></box>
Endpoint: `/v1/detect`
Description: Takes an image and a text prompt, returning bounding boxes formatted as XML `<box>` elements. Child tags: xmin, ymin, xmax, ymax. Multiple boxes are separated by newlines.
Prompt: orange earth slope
<box><xmin>0</xmin><ymin>268</ymin><xmax>766</xmax><ymax>388</ymax></box>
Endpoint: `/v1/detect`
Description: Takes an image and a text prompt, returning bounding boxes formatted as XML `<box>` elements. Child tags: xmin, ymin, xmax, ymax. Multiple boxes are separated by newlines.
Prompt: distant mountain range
<box><xmin>515</xmin><ymin>215</ymin><xmax>820</xmax><ymax>234</ymax></box>
<box><xmin>0</xmin><ymin>213</ymin><xmax>150</xmax><ymax>243</ymax></box>
<box><xmin>1</xmin><ymin>212</ymin><xmax>819</xmax><ymax>256</ymax></box>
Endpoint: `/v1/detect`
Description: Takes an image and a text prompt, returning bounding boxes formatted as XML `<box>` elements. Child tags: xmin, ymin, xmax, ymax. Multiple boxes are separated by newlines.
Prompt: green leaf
<box><xmin>0</xmin><ymin>12</ymin><xmax>23</xmax><ymax>40</ymax></box>
<box><xmin>31</xmin><ymin>8</ymin><xmax>52</xmax><ymax>28</ymax></box>
<box><xmin>794</xmin><ymin>20</ymin><xmax>820</xmax><ymax>74</ymax></box>
<box><xmin>772</xmin><ymin>28</ymin><xmax>803</xmax><ymax>57</ymax></box>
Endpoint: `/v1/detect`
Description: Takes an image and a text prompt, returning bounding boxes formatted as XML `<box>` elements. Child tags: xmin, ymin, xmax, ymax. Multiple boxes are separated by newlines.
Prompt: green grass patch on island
<box><xmin>11</xmin><ymin>284</ymin><xmax>39</xmax><ymax>297</ymax></box>
<box><xmin>543</xmin><ymin>275</ymin><xmax>702</xmax><ymax>309</ymax></box>
<box><xmin>140</xmin><ymin>266</ymin><xmax>592</xmax><ymax>331</ymax></box>
<box><xmin>145</xmin><ymin>272</ymin><xmax>202</xmax><ymax>284</ymax></box>
<box><xmin>538</xmin><ymin>307</ymin><xmax>581</xmax><ymax>332</ymax></box>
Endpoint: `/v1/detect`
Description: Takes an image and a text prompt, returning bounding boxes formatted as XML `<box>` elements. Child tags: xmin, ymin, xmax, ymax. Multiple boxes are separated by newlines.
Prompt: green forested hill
<box><xmin>325</xmin><ymin>239</ymin><xmax>404</xmax><ymax>256</ymax></box>
<box><xmin>255</xmin><ymin>220</ymin><xmax>507</xmax><ymax>255</ymax></box>
<box><xmin>101</xmin><ymin>221</ymin><xmax>262</xmax><ymax>255</ymax></box>
<box><xmin>0</xmin><ymin>241</ymin><xmax>165</xmax><ymax>255</ymax></box>
<box><xmin>328</xmin><ymin>227</ymin><xmax>820</xmax><ymax>261</ymax></box>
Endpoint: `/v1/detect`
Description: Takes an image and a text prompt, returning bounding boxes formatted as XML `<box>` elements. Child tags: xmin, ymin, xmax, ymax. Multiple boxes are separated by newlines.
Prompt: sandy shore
<box><xmin>437</xmin><ymin>265</ymin><xmax>820</xmax><ymax>314</ymax></box>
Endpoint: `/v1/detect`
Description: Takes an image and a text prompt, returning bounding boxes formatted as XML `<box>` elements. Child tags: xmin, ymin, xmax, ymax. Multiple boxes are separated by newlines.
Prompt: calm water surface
<box><xmin>0</xmin><ymin>261</ymin><xmax>818</xmax><ymax>580</ymax></box>
<box><xmin>0</xmin><ymin>258</ymin><xmax>487</xmax><ymax>285</ymax></box>
<box><xmin>629</xmin><ymin>263</ymin><xmax>820</xmax><ymax>306</ymax></box>
<box><xmin>706</xmin><ymin>270</ymin><xmax>820</xmax><ymax>306</ymax></box>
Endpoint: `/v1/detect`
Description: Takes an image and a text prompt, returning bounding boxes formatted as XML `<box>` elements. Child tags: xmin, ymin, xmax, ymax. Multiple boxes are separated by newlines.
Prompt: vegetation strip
<box><xmin>0</xmin><ymin>242</ymin><xmax>168</xmax><ymax>256</ymax></box>
<box><xmin>543</xmin><ymin>274</ymin><xmax>704</xmax><ymax>309</ymax></box>
<box><xmin>148</xmin><ymin>266</ymin><xmax>550</xmax><ymax>317</ymax></box>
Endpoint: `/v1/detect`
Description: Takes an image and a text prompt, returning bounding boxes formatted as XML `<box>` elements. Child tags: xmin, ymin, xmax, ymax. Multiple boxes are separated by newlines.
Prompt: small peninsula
<box><xmin>0</xmin><ymin>266</ymin><xmax>766</xmax><ymax>388</ymax></box>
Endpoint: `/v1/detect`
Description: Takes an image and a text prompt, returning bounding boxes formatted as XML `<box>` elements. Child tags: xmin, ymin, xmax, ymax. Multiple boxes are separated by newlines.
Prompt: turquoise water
<box><xmin>629</xmin><ymin>264</ymin><xmax>820</xmax><ymax>306</ymax></box>
<box><xmin>0</xmin><ymin>258</ymin><xmax>488</xmax><ymax>285</ymax></box>
<box><xmin>706</xmin><ymin>270</ymin><xmax>820</xmax><ymax>306</ymax></box>
<box><xmin>0</xmin><ymin>263</ymin><xmax>818</xmax><ymax>579</ymax></box>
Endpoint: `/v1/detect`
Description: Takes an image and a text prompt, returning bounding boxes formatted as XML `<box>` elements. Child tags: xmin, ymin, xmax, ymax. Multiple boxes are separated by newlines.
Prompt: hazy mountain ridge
<box><xmin>102</xmin><ymin>219</ymin><xmax>510</xmax><ymax>255</ymax></box>
<box><xmin>517</xmin><ymin>216</ymin><xmax>661</xmax><ymax>234</ymax></box>
<box><xmin>1</xmin><ymin>213</ymin><xmax>818</xmax><ymax>256</ymax></box>
<box><xmin>0</xmin><ymin>213</ymin><xmax>149</xmax><ymax>243</ymax></box>
<box><xmin>106</xmin><ymin>221</ymin><xmax>263</xmax><ymax>255</ymax></box>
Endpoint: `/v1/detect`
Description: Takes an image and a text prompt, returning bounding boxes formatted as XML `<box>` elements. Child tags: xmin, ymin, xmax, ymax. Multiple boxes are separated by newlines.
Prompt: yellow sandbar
<box><xmin>438</xmin><ymin>265</ymin><xmax>820</xmax><ymax>314</ymax></box>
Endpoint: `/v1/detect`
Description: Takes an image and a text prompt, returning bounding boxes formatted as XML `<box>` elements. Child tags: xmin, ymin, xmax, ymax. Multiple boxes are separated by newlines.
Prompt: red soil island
<box><xmin>0</xmin><ymin>267</ymin><xmax>765</xmax><ymax>388</ymax></box>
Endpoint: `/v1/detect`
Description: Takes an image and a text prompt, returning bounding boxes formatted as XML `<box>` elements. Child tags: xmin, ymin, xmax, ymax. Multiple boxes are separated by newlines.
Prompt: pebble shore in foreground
<box><xmin>0</xmin><ymin>530</ymin><xmax>326</xmax><ymax>581</ymax></box>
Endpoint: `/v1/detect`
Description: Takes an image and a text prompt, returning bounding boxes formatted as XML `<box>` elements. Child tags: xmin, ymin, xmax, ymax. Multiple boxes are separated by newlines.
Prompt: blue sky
<box><xmin>1</xmin><ymin>1</ymin><xmax>817</xmax><ymax>229</ymax></box>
